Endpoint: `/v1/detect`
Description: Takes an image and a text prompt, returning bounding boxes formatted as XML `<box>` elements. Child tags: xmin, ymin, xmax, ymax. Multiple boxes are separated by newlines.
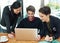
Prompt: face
<box><xmin>27</xmin><ymin>11</ymin><xmax>34</xmax><ymax>19</ymax></box>
<box><xmin>39</xmin><ymin>12</ymin><xmax>49</xmax><ymax>22</ymax></box>
<box><xmin>13</xmin><ymin>7</ymin><xmax>22</xmax><ymax>14</ymax></box>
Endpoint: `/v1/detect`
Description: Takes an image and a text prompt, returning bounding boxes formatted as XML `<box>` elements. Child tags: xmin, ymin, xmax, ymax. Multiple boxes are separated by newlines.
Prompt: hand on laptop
<box><xmin>49</xmin><ymin>37</ymin><xmax>53</xmax><ymax>41</ymax></box>
<box><xmin>45</xmin><ymin>35</ymin><xmax>53</xmax><ymax>41</ymax></box>
<box><xmin>8</xmin><ymin>32</ymin><xmax>15</xmax><ymax>38</ymax></box>
<box><xmin>36</xmin><ymin>35</ymin><xmax>41</xmax><ymax>41</ymax></box>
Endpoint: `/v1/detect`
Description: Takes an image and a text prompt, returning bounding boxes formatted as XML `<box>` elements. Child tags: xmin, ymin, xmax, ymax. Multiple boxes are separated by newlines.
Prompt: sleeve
<box><xmin>53</xmin><ymin>18</ymin><xmax>60</xmax><ymax>39</ymax></box>
<box><xmin>38</xmin><ymin>19</ymin><xmax>44</xmax><ymax>37</ymax></box>
<box><xmin>1</xmin><ymin>6</ymin><xmax>11</xmax><ymax>33</ymax></box>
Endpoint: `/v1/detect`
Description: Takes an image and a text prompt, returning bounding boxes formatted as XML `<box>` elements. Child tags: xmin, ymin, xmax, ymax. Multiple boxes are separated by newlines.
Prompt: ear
<box><xmin>47</xmin><ymin>14</ymin><xmax>50</xmax><ymax>18</ymax></box>
<box><xmin>20</xmin><ymin>7</ymin><xmax>22</xmax><ymax>9</ymax></box>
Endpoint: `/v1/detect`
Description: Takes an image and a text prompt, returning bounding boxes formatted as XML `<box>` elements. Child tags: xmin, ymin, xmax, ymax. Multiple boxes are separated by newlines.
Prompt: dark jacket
<box><xmin>1</xmin><ymin>6</ymin><xmax>21</xmax><ymax>33</ymax></box>
<box><xmin>43</xmin><ymin>16</ymin><xmax>60</xmax><ymax>39</ymax></box>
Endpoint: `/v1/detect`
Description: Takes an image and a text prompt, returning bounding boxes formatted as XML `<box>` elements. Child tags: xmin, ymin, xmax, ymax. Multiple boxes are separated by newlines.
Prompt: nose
<box><xmin>17</xmin><ymin>11</ymin><xmax>20</xmax><ymax>13</ymax></box>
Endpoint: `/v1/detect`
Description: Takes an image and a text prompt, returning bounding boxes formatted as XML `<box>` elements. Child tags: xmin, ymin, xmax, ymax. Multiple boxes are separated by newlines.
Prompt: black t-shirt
<box><xmin>17</xmin><ymin>17</ymin><xmax>42</xmax><ymax>28</ymax></box>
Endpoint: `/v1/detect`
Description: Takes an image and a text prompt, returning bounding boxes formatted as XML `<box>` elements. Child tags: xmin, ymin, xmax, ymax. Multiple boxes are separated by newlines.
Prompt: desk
<box><xmin>1</xmin><ymin>33</ymin><xmax>60</xmax><ymax>43</ymax></box>
<box><xmin>0</xmin><ymin>33</ymin><xmax>38</xmax><ymax>43</ymax></box>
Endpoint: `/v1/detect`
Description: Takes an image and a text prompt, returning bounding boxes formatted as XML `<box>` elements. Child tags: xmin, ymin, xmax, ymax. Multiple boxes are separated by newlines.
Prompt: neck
<box><xmin>28</xmin><ymin>17</ymin><xmax>34</xmax><ymax>21</ymax></box>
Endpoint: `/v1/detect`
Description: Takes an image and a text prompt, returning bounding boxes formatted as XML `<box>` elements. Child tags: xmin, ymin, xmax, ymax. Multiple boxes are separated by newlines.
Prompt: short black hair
<box><xmin>11</xmin><ymin>1</ymin><xmax>21</xmax><ymax>9</ymax></box>
<box><xmin>26</xmin><ymin>5</ymin><xmax>35</xmax><ymax>13</ymax></box>
<box><xmin>39</xmin><ymin>6</ymin><xmax>51</xmax><ymax>15</ymax></box>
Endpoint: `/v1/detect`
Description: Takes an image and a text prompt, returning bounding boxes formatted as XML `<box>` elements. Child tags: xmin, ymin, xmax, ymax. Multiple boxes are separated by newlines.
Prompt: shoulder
<box><xmin>50</xmin><ymin>16</ymin><xmax>60</xmax><ymax>21</ymax></box>
<box><xmin>50</xmin><ymin>16</ymin><xmax>60</xmax><ymax>24</ymax></box>
<box><xmin>3</xmin><ymin>6</ymin><xmax>9</xmax><ymax>10</ymax></box>
<box><xmin>34</xmin><ymin>17</ymin><xmax>40</xmax><ymax>19</ymax></box>
<box><xmin>20</xmin><ymin>18</ymin><xmax>27</xmax><ymax>22</ymax></box>
<box><xmin>3</xmin><ymin>6</ymin><xmax>11</xmax><ymax>16</ymax></box>
<box><xmin>3</xmin><ymin>6</ymin><xmax>10</xmax><ymax>14</ymax></box>
<box><xmin>34</xmin><ymin>17</ymin><xmax>42</xmax><ymax>21</ymax></box>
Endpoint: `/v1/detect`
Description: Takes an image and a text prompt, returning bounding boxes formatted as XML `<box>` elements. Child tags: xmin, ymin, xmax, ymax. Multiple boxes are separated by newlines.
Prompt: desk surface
<box><xmin>1</xmin><ymin>33</ymin><xmax>60</xmax><ymax>43</ymax></box>
<box><xmin>0</xmin><ymin>33</ymin><xmax>39</xmax><ymax>43</ymax></box>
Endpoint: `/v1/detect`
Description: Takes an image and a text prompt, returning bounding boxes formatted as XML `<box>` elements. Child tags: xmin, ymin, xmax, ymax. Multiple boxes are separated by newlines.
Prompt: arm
<box><xmin>1</xmin><ymin>6</ymin><xmax>11</xmax><ymax>33</ymax></box>
<box><xmin>53</xmin><ymin>18</ymin><xmax>60</xmax><ymax>39</ymax></box>
<box><xmin>38</xmin><ymin>19</ymin><xmax>44</xmax><ymax>38</ymax></box>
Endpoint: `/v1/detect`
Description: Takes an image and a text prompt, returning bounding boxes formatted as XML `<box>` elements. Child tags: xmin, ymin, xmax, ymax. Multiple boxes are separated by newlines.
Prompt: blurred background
<box><xmin>0</xmin><ymin>0</ymin><xmax>60</xmax><ymax>32</ymax></box>
<box><xmin>0</xmin><ymin>0</ymin><xmax>60</xmax><ymax>19</ymax></box>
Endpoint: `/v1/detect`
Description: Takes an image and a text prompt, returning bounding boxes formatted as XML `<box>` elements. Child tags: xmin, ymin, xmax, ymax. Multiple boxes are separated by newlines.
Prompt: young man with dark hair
<box><xmin>39</xmin><ymin>6</ymin><xmax>60</xmax><ymax>42</ymax></box>
<box><xmin>1</xmin><ymin>1</ymin><xmax>22</xmax><ymax>38</ymax></box>
<box><xmin>17</xmin><ymin>5</ymin><xmax>43</xmax><ymax>40</ymax></box>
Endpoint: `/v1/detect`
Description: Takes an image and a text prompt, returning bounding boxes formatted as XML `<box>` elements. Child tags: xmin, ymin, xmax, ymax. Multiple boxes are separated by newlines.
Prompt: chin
<box><xmin>42</xmin><ymin>20</ymin><xmax>45</xmax><ymax>22</ymax></box>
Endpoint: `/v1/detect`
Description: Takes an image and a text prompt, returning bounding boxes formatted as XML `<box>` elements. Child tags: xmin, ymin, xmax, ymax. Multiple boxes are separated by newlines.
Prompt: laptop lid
<box><xmin>15</xmin><ymin>28</ymin><xmax>38</xmax><ymax>41</ymax></box>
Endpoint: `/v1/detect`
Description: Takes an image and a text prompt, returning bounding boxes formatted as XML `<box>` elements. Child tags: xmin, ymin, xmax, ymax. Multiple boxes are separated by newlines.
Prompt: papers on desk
<box><xmin>0</xmin><ymin>36</ymin><xmax>8</xmax><ymax>42</ymax></box>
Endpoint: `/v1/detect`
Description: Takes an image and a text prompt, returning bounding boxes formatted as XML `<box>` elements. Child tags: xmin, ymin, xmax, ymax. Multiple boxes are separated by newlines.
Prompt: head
<box><xmin>11</xmin><ymin>1</ymin><xmax>22</xmax><ymax>14</ymax></box>
<box><xmin>26</xmin><ymin>5</ymin><xmax>35</xmax><ymax>20</ymax></box>
<box><xmin>39</xmin><ymin>6</ymin><xmax>51</xmax><ymax>22</ymax></box>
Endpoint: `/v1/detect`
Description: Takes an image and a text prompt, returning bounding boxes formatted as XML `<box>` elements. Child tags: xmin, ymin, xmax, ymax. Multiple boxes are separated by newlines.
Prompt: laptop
<box><xmin>15</xmin><ymin>28</ymin><xmax>38</xmax><ymax>41</ymax></box>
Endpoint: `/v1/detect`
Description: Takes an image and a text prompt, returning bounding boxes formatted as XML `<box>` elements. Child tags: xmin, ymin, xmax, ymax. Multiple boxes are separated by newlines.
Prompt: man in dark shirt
<box><xmin>17</xmin><ymin>5</ymin><xmax>43</xmax><ymax>39</ymax></box>
<box><xmin>1</xmin><ymin>1</ymin><xmax>22</xmax><ymax>38</ymax></box>
<box><xmin>39</xmin><ymin>6</ymin><xmax>60</xmax><ymax>42</ymax></box>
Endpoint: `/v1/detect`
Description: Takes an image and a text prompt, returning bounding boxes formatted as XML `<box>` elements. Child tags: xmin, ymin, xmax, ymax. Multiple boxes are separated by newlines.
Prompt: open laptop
<box><xmin>15</xmin><ymin>28</ymin><xmax>38</xmax><ymax>41</ymax></box>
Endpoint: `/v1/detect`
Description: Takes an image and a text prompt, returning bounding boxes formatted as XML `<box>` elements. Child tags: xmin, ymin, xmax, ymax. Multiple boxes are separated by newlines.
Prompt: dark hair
<box><xmin>39</xmin><ymin>6</ymin><xmax>51</xmax><ymax>15</ymax></box>
<box><xmin>26</xmin><ymin>5</ymin><xmax>35</xmax><ymax>13</ymax></box>
<box><xmin>11</xmin><ymin>1</ymin><xmax>21</xmax><ymax>9</ymax></box>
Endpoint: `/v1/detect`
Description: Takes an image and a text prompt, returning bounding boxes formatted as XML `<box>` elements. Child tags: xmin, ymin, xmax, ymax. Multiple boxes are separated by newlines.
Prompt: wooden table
<box><xmin>2</xmin><ymin>33</ymin><xmax>60</xmax><ymax>43</ymax></box>
<box><xmin>0</xmin><ymin>33</ymin><xmax>39</xmax><ymax>43</ymax></box>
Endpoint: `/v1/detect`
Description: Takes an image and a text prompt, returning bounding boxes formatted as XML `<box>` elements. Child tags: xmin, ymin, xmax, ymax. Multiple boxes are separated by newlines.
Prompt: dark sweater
<box><xmin>43</xmin><ymin>16</ymin><xmax>60</xmax><ymax>39</ymax></box>
<box><xmin>17</xmin><ymin>17</ymin><xmax>44</xmax><ymax>36</ymax></box>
